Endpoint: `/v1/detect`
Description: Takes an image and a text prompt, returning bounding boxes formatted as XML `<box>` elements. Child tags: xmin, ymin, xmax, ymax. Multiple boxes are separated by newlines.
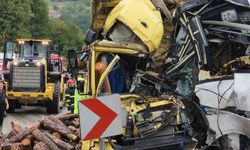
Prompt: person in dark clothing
<box><xmin>0</xmin><ymin>81</ymin><xmax>9</xmax><ymax>133</ymax></box>
<box><xmin>65</xmin><ymin>79</ymin><xmax>75</xmax><ymax>112</ymax></box>
<box><xmin>106</xmin><ymin>54</ymin><xmax>127</xmax><ymax>93</ymax></box>
<box><xmin>96</xmin><ymin>53</ymin><xmax>127</xmax><ymax>94</ymax></box>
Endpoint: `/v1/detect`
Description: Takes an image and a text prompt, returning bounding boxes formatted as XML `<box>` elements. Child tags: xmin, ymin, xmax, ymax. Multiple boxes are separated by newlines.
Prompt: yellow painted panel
<box><xmin>6</xmin><ymin>83</ymin><xmax>54</xmax><ymax>100</ymax></box>
<box><xmin>104</xmin><ymin>0</ymin><xmax>163</xmax><ymax>53</ymax></box>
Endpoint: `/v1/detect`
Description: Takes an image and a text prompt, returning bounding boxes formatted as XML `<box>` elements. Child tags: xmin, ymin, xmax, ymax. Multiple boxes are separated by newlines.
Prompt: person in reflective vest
<box><xmin>65</xmin><ymin>79</ymin><xmax>75</xmax><ymax>113</ymax></box>
<box><xmin>73</xmin><ymin>76</ymin><xmax>86</xmax><ymax>114</ymax></box>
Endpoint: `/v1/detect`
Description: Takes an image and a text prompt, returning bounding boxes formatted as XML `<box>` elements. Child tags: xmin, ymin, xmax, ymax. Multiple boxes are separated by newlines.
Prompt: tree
<box><xmin>81</xmin><ymin>0</ymin><xmax>90</xmax><ymax>7</ymax></box>
<box><xmin>53</xmin><ymin>4</ymin><xmax>59</xmax><ymax>11</ymax></box>
<box><xmin>0</xmin><ymin>0</ymin><xmax>50</xmax><ymax>50</ymax></box>
<box><xmin>29</xmin><ymin>0</ymin><xmax>50</xmax><ymax>38</ymax></box>
<box><xmin>0</xmin><ymin>0</ymin><xmax>32</xmax><ymax>49</ymax></box>
<box><xmin>58</xmin><ymin>0</ymin><xmax>91</xmax><ymax>34</ymax></box>
<box><xmin>0</xmin><ymin>0</ymin><xmax>85</xmax><ymax>54</ymax></box>
<box><xmin>48</xmin><ymin>19</ymin><xmax>84</xmax><ymax>56</ymax></box>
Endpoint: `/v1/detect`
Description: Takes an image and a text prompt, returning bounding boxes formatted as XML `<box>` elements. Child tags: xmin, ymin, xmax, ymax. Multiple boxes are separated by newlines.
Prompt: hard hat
<box><xmin>67</xmin><ymin>79</ymin><xmax>75</xmax><ymax>85</ymax></box>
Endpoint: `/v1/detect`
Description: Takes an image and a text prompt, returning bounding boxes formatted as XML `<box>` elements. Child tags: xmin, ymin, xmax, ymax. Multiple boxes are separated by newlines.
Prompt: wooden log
<box><xmin>74</xmin><ymin>118</ymin><xmax>80</xmax><ymax>123</ymax></box>
<box><xmin>33</xmin><ymin>142</ymin><xmax>49</xmax><ymax>150</ymax></box>
<box><xmin>6</xmin><ymin>122</ymin><xmax>25</xmax><ymax>139</ymax></box>
<box><xmin>43</xmin><ymin>132</ymin><xmax>73</xmax><ymax>150</ymax></box>
<box><xmin>48</xmin><ymin>117</ymin><xmax>66</xmax><ymax>128</ymax></box>
<box><xmin>11</xmin><ymin>122</ymin><xmax>24</xmax><ymax>134</ymax></box>
<box><xmin>67</xmin><ymin>133</ymin><xmax>78</xmax><ymax>141</ymax></box>
<box><xmin>51</xmin><ymin>132</ymin><xmax>61</xmax><ymax>139</ymax></box>
<box><xmin>63</xmin><ymin>120</ymin><xmax>71</xmax><ymax>126</ymax></box>
<box><xmin>1</xmin><ymin>142</ymin><xmax>23</xmax><ymax>150</ymax></box>
<box><xmin>68</xmin><ymin>126</ymin><xmax>77</xmax><ymax>132</ymax></box>
<box><xmin>65</xmin><ymin>118</ymin><xmax>80</xmax><ymax>128</ymax></box>
<box><xmin>20</xmin><ymin>138</ymin><xmax>33</xmax><ymax>150</ymax></box>
<box><xmin>43</xmin><ymin>118</ymin><xmax>69</xmax><ymax>134</ymax></box>
<box><xmin>2</xmin><ymin>123</ymin><xmax>40</xmax><ymax>146</ymax></box>
<box><xmin>53</xmin><ymin>111</ymin><xmax>72</xmax><ymax>120</ymax></box>
<box><xmin>1</xmin><ymin>112</ymin><xmax>79</xmax><ymax>148</ymax></box>
<box><xmin>32</xmin><ymin>129</ymin><xmax>60</xmax><ymax>150</ymax></box>
<box><xmin>26</xmin><ymin>135</ymin><xmax>35</xmax><ymax>146</ymax></box>
<box><xmin>57</xmin><ymin>113</ymin><xmax>78</xmax><ymax>121</ymax></box>
<box><xmin>0</xmin><ymin>133</ymin><xmax>6</xmax><ymax>144</ymax></box>
<box><xmin>21</xmin><ymin>138</ymin><xmax>30</xmax><ymax>147</ymax></box>
<box><xmin>76</xmin><ymin>128</ymin><xmax>80</xmax><ymax>137</ymax></box>
<box><xmin>75</xmin><ymin>142</ymin><xmax>82</xmax><ymax>150</ymax></box>
<box><xmin>55</xmin><ymin>111</ymin><xmax>71</xmax><ymax>117</ymax></box>
<box><xmin>72</xmin><ymin>118</ymin><xmax>80</xmax><ymax>127</ymax></box>
<box><xmin>6</xmin><ymin>130</ymin><xmax>17</xmax><ymax>139</ymax></box>
<box><xmin>43</xmin><ymin>117</ymin><xmax>77</xmax><ymax>141</ymax></box>
<box><xmin>68</xmin><ymin>126</ymin><xmax>80</xmax><ymax>138</ymax></box>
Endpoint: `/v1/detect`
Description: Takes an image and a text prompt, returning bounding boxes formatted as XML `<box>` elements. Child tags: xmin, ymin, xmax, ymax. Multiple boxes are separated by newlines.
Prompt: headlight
<box><xmin>36</xmin><ymin>62</ymin><xmax>41</xmax><ymax>67</ymax></box>
<box><xmin>42</xmin><ymin>41</ymin><xmax>49</xmax><ymax>45</ymax></box>
<box><xmin>48</xmin><ymin>85</ymin><xmax>53</xmax><ymax>89</ymax></box>
<box><xmin>13</xmin><ymin>61</ymin><xmax>18</xmax><ymax>66</ymax></box>
<box><xmin>18</xmin><ymin>41</ymin><xmax>24</xmax><ymax>44</ymax></box>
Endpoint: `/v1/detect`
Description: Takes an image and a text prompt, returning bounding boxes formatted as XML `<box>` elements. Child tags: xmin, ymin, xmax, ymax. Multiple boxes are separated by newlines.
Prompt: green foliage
<box><xmin>45</xmin><ymin>0</ymin><xmax>51</xmax><ymax>4</ymax></box>
<box><xmin>58</xmin><ymin>0</ymin><xmax>91</xmax><ymax>34</ymax></box>
<box><xmin>0</xmin><ymin>0</ymin><xmax>33</xmax><ymax>48</ymax></box>
<box><xmin>48</xmin><ymin>19</ymin><xmax>84</xmax><ymax>56</ymax></box>
<box><xmin>81</xmin><ymin>0</ymin><xmax>90</xmax><ymax>7</ymax></box>
<box><xmin>0</xmin><ymin>0</ymin><xmax>85</xmax><ymax>55</ymax></box>
<box><xmin>30</xmin><ymin>0</ymin><xmax>50</xmax><ymax>38</ymax></box>
<box><xmin>53</xmin><ymin>4</ymin><xmax>59</xmax><ymax>11</ymax></box>
<box><xmin>0</xmin><ymin>0</ymin><xmax>49</xmax><ymax>48</ymax></box>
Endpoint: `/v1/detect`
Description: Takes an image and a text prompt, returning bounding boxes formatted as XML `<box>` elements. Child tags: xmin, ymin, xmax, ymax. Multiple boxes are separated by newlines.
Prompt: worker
<box><xmin>73</xmin><ymin>76</ymin><xmax>86</xmax><ymax>114</ymax></box>
<box><xmin>65</xmin><ymin>79</ymin><xmax>75</xmax><ymax>113</ymax></box>
<box><xmin>95</xmin><ymin>60</ymin><xmax>112</xmax><ymax>94</ymax></box>
<box><xmin>0</xmin><ymin>81</ymin><xmax>8</xmax><ymax>133</ymax></box>
<box><xmin>63</xmin><ymin>71</ymin><xmax>70</xmax><ymax>84</ymax></box>
<box><xmin>95</xmin><ymin>53</ymin><xmax>127</xmax><ymax>94</ymax></box>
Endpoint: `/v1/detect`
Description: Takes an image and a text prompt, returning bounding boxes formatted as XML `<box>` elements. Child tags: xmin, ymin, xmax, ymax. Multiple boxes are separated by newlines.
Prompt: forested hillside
<box><xmin>51</xmin><ymin>0</ymin><xmax>79</xmax><ymax>1</ymax></box>
<box><xmin>51</xmin><ymin>0</ymin><xmax>91</xmax><ymax>34</ymax></box>
<box><xmin>0</xmin><ymin>0</ymin><xmax>91</xmax><ymax>56</ymax></box>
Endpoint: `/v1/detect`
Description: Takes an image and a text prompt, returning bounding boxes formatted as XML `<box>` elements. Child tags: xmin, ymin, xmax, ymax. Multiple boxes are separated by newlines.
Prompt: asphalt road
<box><xmin>2</xmin><ymin>106</ymin><xmax>67</xmax><ymax>135</ymax></box>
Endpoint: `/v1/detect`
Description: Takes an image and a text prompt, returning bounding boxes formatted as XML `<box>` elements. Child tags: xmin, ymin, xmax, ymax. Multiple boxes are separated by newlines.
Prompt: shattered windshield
<box><xmin>19</xmin><ymin>42</ymin><xmax>48</xmax><ymax>58</ymax></box>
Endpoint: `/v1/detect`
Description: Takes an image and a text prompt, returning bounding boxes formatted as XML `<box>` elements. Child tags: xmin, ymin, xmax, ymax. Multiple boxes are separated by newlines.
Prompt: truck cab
<box><xmin>67</xmin><ymin>0</ymin><xmax>199</xmax><ymax>149</ymax></box>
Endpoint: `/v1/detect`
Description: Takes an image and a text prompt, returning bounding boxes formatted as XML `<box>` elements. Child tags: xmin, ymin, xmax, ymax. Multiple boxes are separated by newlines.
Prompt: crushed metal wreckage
<box><xmin>74</xmin><ymin>0</ymin><xmax>250</xmax><ymax>149</ymax></box>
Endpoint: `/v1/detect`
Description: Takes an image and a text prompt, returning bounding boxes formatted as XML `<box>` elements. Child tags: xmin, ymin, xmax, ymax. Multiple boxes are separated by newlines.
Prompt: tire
<box><xmin>16</xmin><ymin>102</ymin><xmax>22</xmax><ymax>109</ymax></box>
<box><xmin>6</xmin><ymin>100</ymin><xmax>17</xmax><ymax>113</ymax></box>
<box><xmin>46</xmin><ymin>82</ymin><xmax>60</xmax><ymax>114</ymax></box>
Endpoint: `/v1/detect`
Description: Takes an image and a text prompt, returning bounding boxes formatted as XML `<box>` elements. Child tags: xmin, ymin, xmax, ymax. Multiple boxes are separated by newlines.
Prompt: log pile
<box><xmin>0</xmin><ymin>112</ymin><xmax>81</xmax><ymax>150</ymax></box>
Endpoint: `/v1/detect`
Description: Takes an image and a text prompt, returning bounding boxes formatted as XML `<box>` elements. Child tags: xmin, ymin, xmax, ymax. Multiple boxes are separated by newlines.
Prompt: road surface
<box><xmin>2</xmin><ymin>106</ymin><xmax>66</xmax><ymax>134</ymax></box>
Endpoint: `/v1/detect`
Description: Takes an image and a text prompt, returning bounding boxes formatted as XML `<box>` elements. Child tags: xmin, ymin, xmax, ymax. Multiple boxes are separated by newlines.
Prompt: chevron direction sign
<box><xmin>79</xmin><ymin>94</ymin><xmax>122</xmax><ymax>141</ymax></box>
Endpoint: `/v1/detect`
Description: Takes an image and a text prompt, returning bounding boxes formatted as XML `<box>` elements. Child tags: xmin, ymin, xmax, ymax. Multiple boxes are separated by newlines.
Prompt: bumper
<box><xmin>6</xmin><ymin>83</ymin><xmax>54</xmax><ymax>101</ymax></box>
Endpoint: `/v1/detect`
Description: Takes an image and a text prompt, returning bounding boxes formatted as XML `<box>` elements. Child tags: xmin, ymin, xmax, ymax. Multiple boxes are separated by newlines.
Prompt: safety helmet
<box><xmin>67</xmin><ymin>79</ymin><xmax>75</xmax><ymax>85</ymax></box>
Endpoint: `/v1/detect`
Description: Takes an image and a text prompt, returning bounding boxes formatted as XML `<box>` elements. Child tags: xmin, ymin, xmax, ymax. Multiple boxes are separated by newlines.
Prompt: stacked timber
<box><xmin>0</xmin><ymin>112</ymin><xmax>81</xmax><ymax>150</ymax></box>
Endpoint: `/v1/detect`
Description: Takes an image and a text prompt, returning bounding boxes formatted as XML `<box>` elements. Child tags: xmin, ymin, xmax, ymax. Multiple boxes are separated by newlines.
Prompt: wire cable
<box><xmin>217</xmin><ymin>80</ymin><xmax>223</xmax><ymax>136</ymax></box>
<box><xmin>195</xmin><ymin>80</ymin><xmax>234</xmax><ymax>136</ymax></box>
<box><xmin>217</xmin><ymin>80</ymin><xmax>234</xmax><ymax>136</ymax></box>
<box><xmin>195</xmin><ymin>88</ymin><xmax>229</xmax><ymax>102</ymax></box>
